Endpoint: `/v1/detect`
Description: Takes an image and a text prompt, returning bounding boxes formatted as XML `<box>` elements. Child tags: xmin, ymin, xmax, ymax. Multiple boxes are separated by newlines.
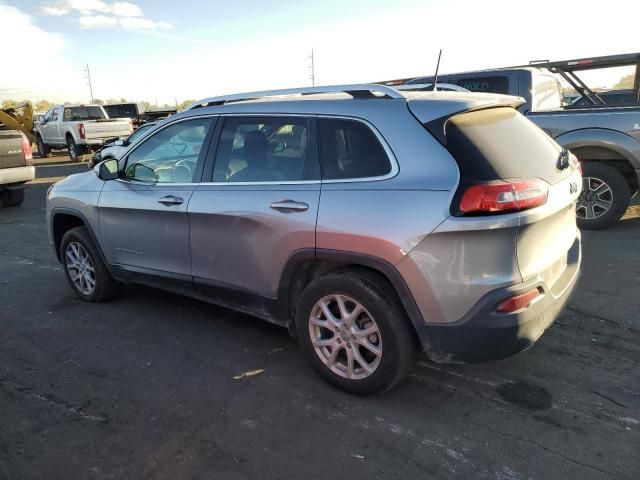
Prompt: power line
<box><xmin>84</xmin><ymin>64</ymin><xmax>94</xmax><ymax>103</ymax></box>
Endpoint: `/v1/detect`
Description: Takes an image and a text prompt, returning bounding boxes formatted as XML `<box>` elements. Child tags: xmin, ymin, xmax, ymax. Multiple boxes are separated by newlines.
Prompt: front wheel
<box><xmin>577</xmin><ymin>163</ymin><xmax>630</xmax><ymax>230</ymax></box>
<box><xmin>60</xmin><ymin>226</ymin><xmax>119</xmax><ymax>302</ymax></box>
<box><xmin>36</xmin><ymin>135</ymin><xmax>51</xmax><ymax>158</ymax></box>
<box><xmin>295</xmin><ymin>270</ymin><xmax>415</xmax><ymax>395</ymax></box>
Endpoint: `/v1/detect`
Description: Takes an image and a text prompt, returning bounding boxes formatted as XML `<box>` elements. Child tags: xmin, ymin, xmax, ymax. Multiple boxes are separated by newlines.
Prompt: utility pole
<box><xmin>308</xmin><ymin>48</ymin><xmax>315</xmax><ymax>86</ymax></box>
<box><xmin>84</xmin><ymin>64</ymin><xmax>94</xmax><ymax>103</ymax></box>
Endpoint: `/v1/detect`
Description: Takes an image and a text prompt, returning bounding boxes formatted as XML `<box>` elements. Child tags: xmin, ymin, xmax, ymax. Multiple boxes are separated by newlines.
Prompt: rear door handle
<box><xmin>270</xmin><ymin>200</ymin><xmax>309</xmax><ymax>212</ymax></box>
<box><xmin>158</xmin><ymin>195</ymin><xmax>184</xmax><ymax>206</ymax></box>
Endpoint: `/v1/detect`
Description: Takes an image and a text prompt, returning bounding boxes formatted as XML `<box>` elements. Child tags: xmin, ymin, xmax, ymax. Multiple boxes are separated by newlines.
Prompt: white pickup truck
<box><xmin>35</xmin><ymin>105</ymin><xmax>132</xmax><ymax>161</ymax></box>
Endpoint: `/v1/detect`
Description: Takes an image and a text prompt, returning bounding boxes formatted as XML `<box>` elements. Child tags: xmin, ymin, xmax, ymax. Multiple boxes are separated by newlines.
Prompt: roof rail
<box><xmin>187</xmin><ymin>84</ymin><xmax>404</xmax><ymax>110</ymax></box>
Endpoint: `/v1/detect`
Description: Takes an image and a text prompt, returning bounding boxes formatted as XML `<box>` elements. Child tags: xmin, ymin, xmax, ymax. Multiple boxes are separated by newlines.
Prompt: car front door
<box><xmin>98</xmin><ymin>116</ymin><xmax>216</xmax><ymax>282</ymax></box>
<box><xmin>39</xmin><ymin>108</ymin><xmax>56</xmax><ymax>145</ymax></box>
<box><xmin>188</xmin><ymin>116</ymin><xmax>320</xmax><ymax>308</ymax></box>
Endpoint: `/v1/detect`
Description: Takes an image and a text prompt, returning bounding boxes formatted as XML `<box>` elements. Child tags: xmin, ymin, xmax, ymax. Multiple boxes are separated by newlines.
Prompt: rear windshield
<box><xmin>444</xmin><ymin>107</ymin><xmax>567</xmax><ymax>184</ymax></box>
<box><xmin>63</xmin><ymin>106</ymin><xmax>106</xmax><ymax>121</ymax></box>
<box><xmin>454</xmin><ymin>76</ymin><xmax>509</xmax><ymax>94</ymax></box>
<box><xmin>104</xmin><ymin>104</ymin><xmax>138</xmax><ymax>118</ymax></box>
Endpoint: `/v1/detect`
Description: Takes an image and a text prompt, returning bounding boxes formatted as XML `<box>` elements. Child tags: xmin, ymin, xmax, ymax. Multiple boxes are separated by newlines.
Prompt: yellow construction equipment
<box><xmin>0</xmin><ymin>101</ymin><xmax>36</xmax><ymax>144</ymax></box>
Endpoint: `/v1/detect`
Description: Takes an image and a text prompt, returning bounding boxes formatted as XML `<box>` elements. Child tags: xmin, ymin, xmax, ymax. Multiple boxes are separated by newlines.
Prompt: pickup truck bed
<box><xmin>394</xmin><ymin>53</ymin><xmax>640</xmax><ymax>229</ymax></box>
<box><xmin>0</xmin><ymin>128</ymin><xmax>35</xmax><ymax>207</ymax></box>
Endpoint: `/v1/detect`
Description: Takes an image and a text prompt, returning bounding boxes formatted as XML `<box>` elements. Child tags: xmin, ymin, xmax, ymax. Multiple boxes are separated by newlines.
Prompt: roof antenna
<box><xmin>432</xmin><ymin>49</ymin><xmax>442</xmax><ymax>91</ymax></box>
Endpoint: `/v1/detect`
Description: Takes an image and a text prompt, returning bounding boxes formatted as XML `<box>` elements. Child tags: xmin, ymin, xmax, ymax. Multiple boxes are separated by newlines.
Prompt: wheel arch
<box><xmin>50</xmin><ymin>208</ymin><xmax>109</xmax><ymax>269</ymax></box>
<box><xmin>278</xmin><ymin>249</ymin><xmax>425</xmax><ymax>336</ymax></box>
<box><xmin>555</xmin><ymin>128</ymin><xmax>640</xmax><ymax>195</ymax></box>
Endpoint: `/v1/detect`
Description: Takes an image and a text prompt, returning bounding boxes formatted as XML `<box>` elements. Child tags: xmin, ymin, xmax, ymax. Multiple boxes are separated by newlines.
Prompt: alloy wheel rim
<box><xmin>65</xmin><ymin>242</ymin><xmax>96</xmax><ymax>295</ymax></box>
<box><xmin>308</xmin><ymin>294</ymin><xmax>382</xmax><ymax>380</ymax></box>
<box><xmin>576</xmin><ymin>176</ymin><xmax>613</xmax><ymax>220</ymax></box>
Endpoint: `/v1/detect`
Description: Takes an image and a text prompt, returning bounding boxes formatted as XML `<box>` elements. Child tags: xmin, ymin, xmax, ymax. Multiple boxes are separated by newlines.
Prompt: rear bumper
<box><xmin>418</xmin><ymin>232</ymin><xmax>581</xmax><ymax>364</ymax></box>
<box><xmin>0</xmin><ymin>166</ymin><xmax>35</xmax><ymax>187</ymax></box>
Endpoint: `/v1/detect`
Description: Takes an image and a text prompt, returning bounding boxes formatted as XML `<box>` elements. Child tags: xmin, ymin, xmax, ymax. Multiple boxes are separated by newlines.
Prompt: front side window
<box><xmin>124</xmin><ymin>117</ymin><xmax>212</xmax><ymax>183</ymax></box>
<box><xmin>51</xmin><ymin>109</ymin><xmax>59</xmax><ymax>121</ymax></box>
<box><xmin>213</xmin><ymin>117</ymin><xmax>311</xmax><ymax>182</ymax></box>
<box><xmin>318</xmin><ymin>118</ymin><xmax>391</xmax><ymax>180</ymax></box>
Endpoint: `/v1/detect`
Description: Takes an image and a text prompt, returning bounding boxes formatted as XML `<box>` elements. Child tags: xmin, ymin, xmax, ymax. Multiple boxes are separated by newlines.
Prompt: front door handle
<box><xmin>270</xmin><ymin>200</ymin><xmax>309</xmax><ymax>212</ymax></box>
<box><xmin>158</xmin><ymin>195</ymin><xmax>184</xmax><ymax>206</ymax></box>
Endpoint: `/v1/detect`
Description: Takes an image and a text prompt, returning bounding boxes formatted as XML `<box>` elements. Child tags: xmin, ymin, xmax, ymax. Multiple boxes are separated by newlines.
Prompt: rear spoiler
<box><xmin>407</xmin><ymin>93</ymin><xmax>525</xmax><ymax>145</ymax></box>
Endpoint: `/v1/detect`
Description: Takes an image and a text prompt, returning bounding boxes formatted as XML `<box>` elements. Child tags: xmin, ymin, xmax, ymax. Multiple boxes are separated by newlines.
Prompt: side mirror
<box><xmin>95</xmin><ymin>158</ymin><xmax>119</xmax><ymax>181</ymax></box>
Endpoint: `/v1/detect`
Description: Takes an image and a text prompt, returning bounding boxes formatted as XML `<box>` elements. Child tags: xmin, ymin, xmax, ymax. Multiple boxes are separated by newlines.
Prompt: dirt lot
<box><xmin>1</xmin><ymin>157</ymin><xmax>639</xmax><ymax>480</ymax></box>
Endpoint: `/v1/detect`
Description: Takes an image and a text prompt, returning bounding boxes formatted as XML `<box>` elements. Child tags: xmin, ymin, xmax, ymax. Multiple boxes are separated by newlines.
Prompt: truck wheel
<box><xmin>36</xmin><ymin>135</ymin><xmax>51</xmax><ymax>158</ymax></box>
<box><xmin>2</xmin><ymin>189</ymin><xmax>25</xmax><ymax>207</ymax></box>
<box><xmin>67</xmin><ymin>137</ymin><xmax>81</xmax><ymax>162</ymax></box>
<box><xmin>295</xmin><ymin>270</ymin><xmax>415</xmax><ymax>395</ymax></box>
<box><xmin>577</xmin><ymin>163</ymin><xmax>630</xmax><ymax>230</ymax></box>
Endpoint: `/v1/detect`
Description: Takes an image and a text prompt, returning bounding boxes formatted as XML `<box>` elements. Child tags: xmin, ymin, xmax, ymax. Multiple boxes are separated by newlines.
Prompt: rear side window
<box><xmin>318</xmin><ymin>118</ymin><xmax>391</xmax><ymax>180</ymax></box>
<box><xmin>445</xmin><ymin>107</ymin><xmax>567</xmax><ymax>184</ymax></box>
<box><xmin>213</xmin><ymin>117</ymin><xmax>313</xmax><ymax>182</ymax></box>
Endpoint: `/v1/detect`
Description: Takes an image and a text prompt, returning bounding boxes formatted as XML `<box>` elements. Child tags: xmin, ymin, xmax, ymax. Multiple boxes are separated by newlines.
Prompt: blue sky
<box><xmin>2</xmin><ymin>0</ymin><xmax>639</xmax><ymax>104</ymax></box>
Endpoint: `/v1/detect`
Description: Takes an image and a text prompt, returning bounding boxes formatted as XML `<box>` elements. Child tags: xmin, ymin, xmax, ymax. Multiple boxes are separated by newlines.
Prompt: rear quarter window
<box><xmin>318</xmin><ymin>118</ymin><xmax>391</xmax><ymax>180</ymax></box>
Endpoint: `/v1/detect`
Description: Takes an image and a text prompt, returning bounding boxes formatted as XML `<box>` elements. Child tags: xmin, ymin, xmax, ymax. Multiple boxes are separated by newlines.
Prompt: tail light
<box><xmin>496</xmin><ymin>288</ymin><xmax>541</xmax><ymax>313</ymax></box>
<box><xmin>20</xmin><ymin>134</ymin><xmax>33</xmax><ymax>165</ymax></box>
<box><xmin>457</xmin><ymin>179</ymin><xmax>549</xmax><ymax>215</ymax></box>
<box><xmin>78</xmin><ymin>123</ymin><xmax>86</xmax><ymax>139</ymax></box>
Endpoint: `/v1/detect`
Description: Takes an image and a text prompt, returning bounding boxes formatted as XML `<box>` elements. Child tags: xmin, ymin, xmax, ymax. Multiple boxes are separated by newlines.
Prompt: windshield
<box><xmin>63</xmin><ymin>106</ymin><xmax>105</xmax><ymax>121</ymax></box>
<box><xmin>127</xmin><ymin>123</ymin><xmax>155</xmax><ymax>143</ymax></box>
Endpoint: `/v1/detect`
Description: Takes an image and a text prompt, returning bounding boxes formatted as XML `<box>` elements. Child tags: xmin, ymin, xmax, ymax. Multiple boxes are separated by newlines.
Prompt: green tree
<box><xmin>93</xmin><ymin>98</ymin><xmax>104</xmax><ymax>105</ymax></box>
<box><xmin>34</xmin><ymin>99</ymin><xmax>54</xmax><ymax>111</ymax></box>
<box><xmin>178</xmin><ymin>99</ymin><xmax>195</xmax><ymax>111</ymax></box>
<box><xmin>613</xmin><ymin>74</ymin><xmax>634</xmax><ymax>89</ymax></box>
<box><xmin>2</xmin><ymin>99</ymin><xmax>20</xmax><ymax>109</ymax></box>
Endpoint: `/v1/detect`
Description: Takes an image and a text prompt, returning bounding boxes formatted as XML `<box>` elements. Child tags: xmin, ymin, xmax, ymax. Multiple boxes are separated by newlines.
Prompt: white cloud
<box><xmin>79</xmin><ymin>15</ymin><xmax>118</xmax><ymax>28</ymax></box>
<box><xmin>39</xmin><ymin>0</ymin><xmax>170</xmax><ymax>29</ymax></box>
<box><xmin>0</xmin><ymin>5</ymin><xmax>83</xmax><ymax>103</ymax></box>
<box><xmin>110</xmin><ymin>2</ymin><xmax>143</xmax><ymax>17</ymax></box>
<box><xmin>119</xmin><ymin>17</ymin><xmax>172</xmax><ymax>30</ymax></box>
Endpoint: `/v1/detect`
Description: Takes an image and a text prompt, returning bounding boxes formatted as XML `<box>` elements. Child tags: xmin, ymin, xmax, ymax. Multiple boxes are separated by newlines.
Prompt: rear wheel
<box><xmin>577</xmin><ymin>163</ymin><xmax>630</xmax><ymax>230</ymax></box>
<box><xmin>36</xmin><ymin>135</ymin><xmax>51</xmax><ymax>158</ymax></box>
<box><xmin>295</xmin><ymin>270</ymin><xmax>415</xmax><ymax>395</ymax></box>
<box><xmin>1</xmin><ymin>189</ymin><xmax>25</xmax><ymax>207</ymax></box>
<box><xmin>60</xmin><ymin>226</ymin><xmax>119</xmax><ymax>302</ymax></box>
<box><xmin>67</xmin><ymin>136</ymin><xmax>81</xmax><ymax>162</ymax></box>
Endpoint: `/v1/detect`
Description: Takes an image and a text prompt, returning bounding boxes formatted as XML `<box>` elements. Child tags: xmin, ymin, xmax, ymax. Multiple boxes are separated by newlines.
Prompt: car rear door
<box><xmin>98</xmin><ymin>116</ymin><xmax>216</xmax><ymax>281</ymax></box>
<box><xmin>188</xmin><ymin>115</ymin><xmax>320</xmax><ymax>306</ymax></box>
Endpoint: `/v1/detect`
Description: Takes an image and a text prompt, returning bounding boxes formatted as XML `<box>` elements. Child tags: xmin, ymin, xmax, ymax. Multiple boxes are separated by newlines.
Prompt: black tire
<box><xmin>36</xmin><ymin>135</ymin><xmax>51</xmax><ymax>158</ymax></box>
<box><xmin>1</xmin><ymin>189</ymin><xmax>25</xmax><ymax>207</ymax></box>
<box><xmin>60</xmin><ymin>226</ymin><xmax>119</xmax><ymax>302</ymax></box>
<box><xmin>577</xmin><ymin>163</ymin><xmax>630</xmax><ymax>230</ymax></box>
<box><xmin>295</xmin><ymin>270</ymin><xmax>415</xmax><ymax>395</ymax></box>
<box><xmin>67</xmin><ymin>136</ymin><xmax>80</xmax><ymax>162</ymax></box>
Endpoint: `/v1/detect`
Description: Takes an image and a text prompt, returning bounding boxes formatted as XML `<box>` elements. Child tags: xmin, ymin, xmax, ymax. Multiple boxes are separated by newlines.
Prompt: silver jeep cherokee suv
<box><xmin>46</xmin><ymin>84</ymin><xmax>582</xmax><ymax>394</ymax></box>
